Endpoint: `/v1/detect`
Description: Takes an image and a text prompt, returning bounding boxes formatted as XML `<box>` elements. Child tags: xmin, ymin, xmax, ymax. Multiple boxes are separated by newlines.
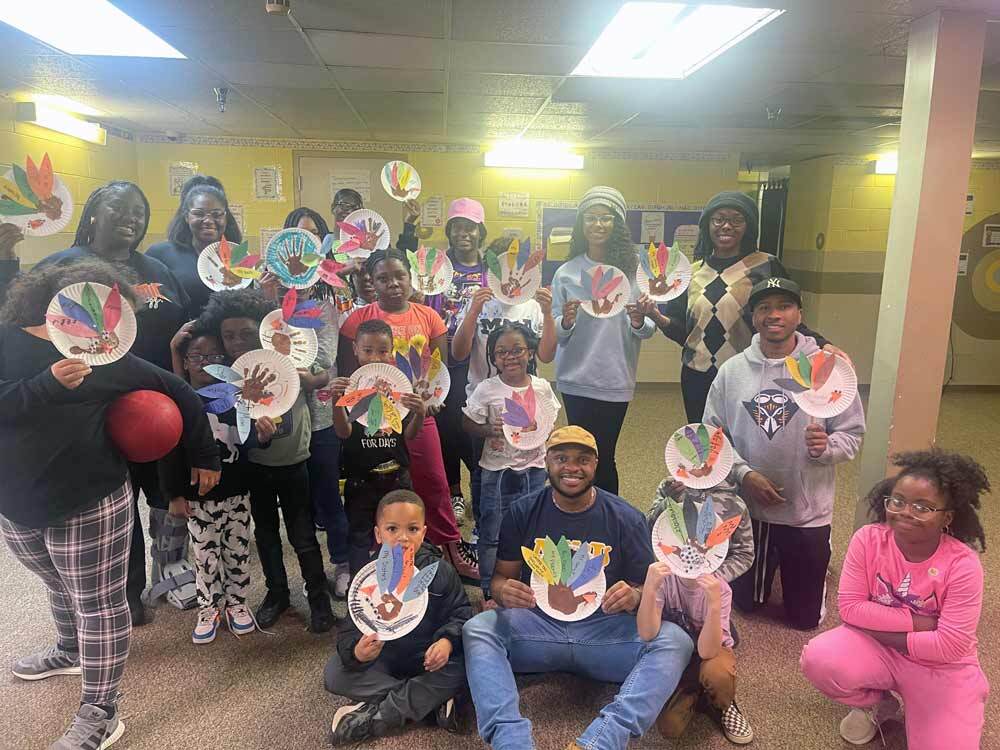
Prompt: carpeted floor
<box><xmin>1</xmin><ymin>386</ymin><xmax>996</xmax><ymax>749</ymax></box>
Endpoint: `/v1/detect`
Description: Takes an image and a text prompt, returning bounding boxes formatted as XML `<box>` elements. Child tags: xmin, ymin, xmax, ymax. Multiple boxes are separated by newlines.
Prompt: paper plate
<box><xmin>230</xmin><ymin>349</ymin><xmax>301</xmax><ymax>419</ymax></box>
<box><xmin>487</xmin><ymin>251</ymin><xmax>544</xmax><ymax>306</ymax></box>
<box><xmin>198</xmin><ymin>240</ymin><xmax>259</xmax><ymax>292</ymax></box>
<box><xmin>502</xmin><ymin>384</ymin><xmax>557</xmax><ymax>451</ymax></box>
<box><xmin>348</xmin><ymin>362</ymin><xmax>413</xmax><ymax>429</ymax></box>
<box><xmin>45</xmin><ymin>282</ymin><xmax>137</xmax><ymax>366</ymax></box>
<box><xmin>338</xmin><ymin>209</ymin><xmax>392</xmax><ymax>259</ymax></box>
<box><xmin>347</xmin><ymin>557</ymin><xmax>431</xmax><ymax>641</ymax></box>
<box><xmin>652</xmin><ymin>499</ymin><xmax>732</xmax><ymax>579</ymax></box>
<box><xmin>411</xmin><ymin>359</ymin><xmax>451</xmax><ymax>409</ymax></box>
<box><xmin>778</xmin><ymin>352</ymin><xmax>859</xmax><ymax>419</ymax></box>
<box><xmin>265</xmin><ymin>228</ymin><xmax>323</xmax><ymax>289</ymax></box>
<box><xmin>665</xmin><ymin>423</ymin><xmax>734</xmax><ymax>490</ymax></box>
<box><xmin>380</xmin><ymin>160</ymin><xmax>422</xmax><ymax>202</ymax></box>
<box><xmin>1</xmin><ymin>165</ymin><xmax>74</xmax><ymax>237</ymax></box>
<box><xmin>528</xmin><ymin>546</ymin><xmax>607</xmax><ymax>622</ymax></box>
<box><xmin>259</xmin><ymin>309</ymin><xmax>318</xmax><ymax>368</ymax></box>
<box><xmin>579</xmin><ymin>264</ymin><xmax>629</xmax><ymax>319</ymax></box>
<box><xmin>408</xmin><ymin>249</ymin><xmax>453</xmax><ymax>296</ymax></box>
<box><xmin>636</xmin><ymin>250</ymin><xmax>692</xmax><ymax>303</ymax></box>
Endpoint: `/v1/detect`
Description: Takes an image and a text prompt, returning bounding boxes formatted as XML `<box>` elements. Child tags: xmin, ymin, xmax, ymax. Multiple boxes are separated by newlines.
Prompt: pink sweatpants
<box><xmin>801</xmin><ymin>626</ymin><xmax>988</xmax><ymax>750</ymax></box>
<box><xmin>405</xmin><ymin>416</ymin><xmax>460</xmax><ymax>545</ymax></box>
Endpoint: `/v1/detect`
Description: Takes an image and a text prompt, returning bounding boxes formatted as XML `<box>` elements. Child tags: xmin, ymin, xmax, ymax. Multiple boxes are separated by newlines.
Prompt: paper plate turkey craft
<box><xmin>502</xmin><ymin>383</ymin><xmax>556</xmax><ymax>450</ymax></box>
<box><xmin>380</xmin><ymin>160</ymin><xmax>422</xmax><ymax>202</ymax></box>
<box><xmin>407</xmin><ymin>246</ymin><xmax>453</xmax><ymax>296</ymax></box>
<box><xmin>349</xmin><ymin>542</ymin><xmax>439</xmax><ymax>641</ymax></box>
<box><xmin>652</xmin><ymin>496</ymin><xmax>742</xmax><ymax>578</ymax></box>
<box><xmin>561</xmin><ymin>264</ymin><xmax>628</xmax><ymax>318</ymax></box>
<box><xmin>45</xmin><ymin>282</ymin><xmax>137</xmax><ymax>365</ymax></box>
<box><xmin>337</xmin><ymin>209</ymin><xmax>391</xmax><ymax>259</ymax></box>
<box><xmin>265</xmin><ymin>228</ymin><xmax>323</xmax><ymax>289</ymax></box>
<box><xmin>337</xmin><ymin>363</ymin><xmax>413</xmax><ymax>436</ymax></box>
<box><xmin>394</xmin><ymin>341</ymin><xmax>450</xmax><ymax>409</ymax></box>
<box><xmin>0</xmin><ymin>153</ymin><xmax>73</xmax><ymax>236</ymax></box>
<box><xmin>259</xmin><ymin>289</ymin><xmax>323</xmax><ymax>368</ymax></box>
<box><xmin>774</xmin><ymin>350</ymin><xmax>858</xmax><ymax>419</ymax></box>
<box><xmin>523</xmin><ymin>536</ymin><xmax>608</xmax><ymax>622</ymax></box>
<box><xmin>198</xmin><ymin>237</ymin><xmax>263</xmax><ymax>291</ymax></box>
<box><xmin>637</xmin><ymin>242</ymin><xmax>691</xmax><ymax>302</ymax></box>
<box><xmin>485</xmin><ymin>238</ymin><xmax>545</xmax><ymax>305</ymax></box>
<box><xmin>665</xmin><ymin>423</ymin><xmax>734</xmax><ymax>490</ymax></box>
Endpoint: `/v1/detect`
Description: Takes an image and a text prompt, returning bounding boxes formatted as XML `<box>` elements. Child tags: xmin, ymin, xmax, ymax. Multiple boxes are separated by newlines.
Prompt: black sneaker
<box><xmin>436</xmin><ymin>697</ymin><xmax>459</xmax><ymax>734</ymax></box>
<box><xmin>255</xmin><ymin>591</ymin><xmax>290</xmax><ymax>629</ymax></box>
<box><xmin>720</xmin><ymin>701</ymin><xmax>754</xmax><ymax>745</ymax></box>
<box><xmin>309</xmin><ymin>592</ymin><xmax>335</xmax><ymax>633</ymax></box>
<box><xmin>329</xmin><ymin>702</ymin><xmax>388</xmax><ymax>745</ymax></box>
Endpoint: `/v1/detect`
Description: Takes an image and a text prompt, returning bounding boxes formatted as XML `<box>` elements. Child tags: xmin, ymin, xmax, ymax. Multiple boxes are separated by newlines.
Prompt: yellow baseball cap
<box><xmin>545</xmin><ymin>426</ymin><xmax>599</xmax><ymax>455</ymax></box>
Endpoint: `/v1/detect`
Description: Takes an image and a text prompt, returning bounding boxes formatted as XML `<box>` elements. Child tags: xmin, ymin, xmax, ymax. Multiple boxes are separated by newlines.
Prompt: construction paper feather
<box><xmin>316</xmin><ymin>257</ymin><xmax>350</xmax><ymax>288</ymax></box>
<box><xmin>568</xmin><ymin>551</ymin><xmax>604</xmax><ymax>590</ymax></box>
<box><xmin>705</xmin><ymin>515</ymin><xmax>742</xmax><ymax>548</ymax></box>
<box><xmin>388</xmin><ymin>544</ymin><xmax>404</xmax><ymax>593</ymax></box>
<box><xmin>376</xmin><ymin>543</ymin><xmax>394</xmax><ymax>594</ymax></box>
<box><xmin>396</xmin><ymin>545</ymin><xmax>416</xmax><ymax>595</ymax></box>
<box><xmin>682</xmin><ymin>498</ymin><xmax>700</xmax><ymax>542</ymax></box>
<box><xmin>707</xmin><ymin>427</ymin><xmax>725</xmax><ymax>467</ymax></box>
<box><xmin>696</xmin><ymin>424</ymin><xmax>710</xmax><ymax>458</ymax></box>
<box><xmin>485</xmin><ymin>249</ymin><xmax>503</xmax><ymax>281</ymax></box>
<box><xmin>557</xmin><ymin>537</ymin><xmax>572</xmax><ymax>584</ymax></box>
<box><xmin>522</xmin><ymin>546</ymin><xmax>555</xmax><ymax>585</ymax></box>
<box><xmin>204</xmin><ymin>364</ymin><xmax>242</xmax><ymax>384</ymax></box>
<box><xmin>673</xmin><ymin>431</ymin><xmax>701</xmax><ymax>467</ymax></box>
<box><xmin>382</xmin><ymin>394</ymin><xmax>403</xmax><ymax>434</ymax></box>
<box><xmin>236</xmin><ymin>403</ymin><xmax>251</xmax><ymax>443</ymax></box>
<box><xmin>773</xmin><ymin>377</ymin><xmax>809</xmax><ymax>394</ymax></box>
<box><xmin>812</xmin><ymin>352</ymin><xmax>836</xmax><ymax>389</ymax></box>
<box><xmin>365</xmin><ymin>394</ymin><xmax>385</xmax><ymax>437</ymax></box>
<box><xmin>543</xmin><ymin>537</ymin><xmax>561</xmax><ymax>584</ymax></box>
<box><xmin>346</xmin><ymin>392</ymin><xmax>376</xmax><ymax>423</ymax></box>
<box><xmin>663</xmin><ymin>499</ymin><xmax>688</xmax><ymax>541</ymax></box>
<box><xmin>0</xmin><ymin>154</ymin><xmax>64</xmax><ymax>222</ymax></box>
<box><xmin>197</xmin><ymin>382</ymin><xmax>241</xmax><ymax>400</ymax></box>
<box><xmin>696</xmin><ymin>497</ymin><xmax>716</xmax><ymax>544</ymax></box>
<box><xmin>502</xmin><ymin>397</ymin><xmax>533</xmax><ymax>428</ymax></box>
<box><xmin>395</xmin><ymin>352</ymin><xmax>413</xmax><ymax>382</ymax></box>
<box><xmin>684</xmin><ymin>425</ymin><xmax>705</xmax><ymax>462</ymax></box>
<box><xmin>280</xmin><ymin>289</ymin><xmax>325</xmax><ymax>329</ymax></box>
<box><xmin>569</xmin><ymin>542</ymin><xmax>590</xmax><ymax>583</ymax></box>
<box><xmin>402</xmin><ymin>561</ymin><xmax>439</xmax><ymax>602</ymax></box>
<box><xmin>55</xmin><ymin>292</ymin><xmax>98</xmax><ymax>335</ymax></box>
<box><xmin>80</xmin><ymin>284</ymin><xmax>104</xmax><ymax>333</ymax></box>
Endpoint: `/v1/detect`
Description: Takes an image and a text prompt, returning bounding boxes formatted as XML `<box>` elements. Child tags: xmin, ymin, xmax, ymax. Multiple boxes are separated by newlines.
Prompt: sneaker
<box><xmin>329</xmin><ymin>702</ymin><xmax>387</xmax><ymax>745</ymax></box>
<box><xmin>469</xmin><ymin>526</ymin><xmax>479</xmax><ymax>546</ymax></box>
<box><xmin>309</xmin><ymin>592</ymin><xmax>336</xmax><ymax>633</ymax></box>
<box><xmin>12</xmin><ymin>645</ymin><xmax>81</xmax><ymax>681</ymax></box>
<box><xmin>720</xmin><ymin>702</ymin><xmax>754</xmax><ymax>744</ymax></box>
<box><xmin>192</xmin><ymin>607</ymin><xmax>221</xmax><ymax>644</ymax></box>
<box><xmin>49</xmin><ymin>703</ymin><xmax>124</xmax><ymax>750</ymax></box>
<box><xmin>333</xmin><ymin>562</ymin><xmax>351</xmax><ymax>599</ymax></box>
<box><xmin>436</xmin><ymin>697</ymin><xmax>459</xmax><ymax>733</ymax></box>
<box><xmin>255</xmin><ymin>591</ymin><xmax>290</xmax><ymax>629</ymax></box>
<box><xmin>443</xmin><ymin>539</ymin><xmax>480</xmax><ymax>581</ymax></box>
<box><xmin>450</xmin><ymin>495</ymin><xmax>467</xmax><ymax>524</ymax></box>
<box><xmin>839</xmin><ymin>693</ymin><xmax>903</xmax><ymax>745</ymax></box>
<box><xmin>226</xmin><ymin>604</ymin><xmax>256</xmax><ymax>636</ymax></box>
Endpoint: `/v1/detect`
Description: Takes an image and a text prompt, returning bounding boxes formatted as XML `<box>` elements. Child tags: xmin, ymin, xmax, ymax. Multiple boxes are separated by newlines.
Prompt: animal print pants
<box><xmin>187</xmin><ymin>494</ymin><xmax>252</xmax><ymax>610</ymax></box>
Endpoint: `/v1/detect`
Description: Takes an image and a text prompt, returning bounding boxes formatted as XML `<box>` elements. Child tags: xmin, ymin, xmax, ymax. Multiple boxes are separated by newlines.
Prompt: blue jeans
<box><xmin>478</xmin><ymin>467</ymin><xmax>547</xmax><ymax>598</ymax></box>
<box><xmin>463</xmin><ymin>608</ymin><xmax>693</xmax><ymax>750</ymax></box>
<box><xmin>308</xmin><ymin>426</ymin><xmax>348</xmax><ymax>565</ymax></box>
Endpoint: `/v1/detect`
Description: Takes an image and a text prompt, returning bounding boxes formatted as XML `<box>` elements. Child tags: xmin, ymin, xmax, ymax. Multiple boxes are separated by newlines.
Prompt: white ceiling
<box><xmin>1</xmin><ymin>0</ymin><xmax>1000</xmax><ymax>165</ymax></box>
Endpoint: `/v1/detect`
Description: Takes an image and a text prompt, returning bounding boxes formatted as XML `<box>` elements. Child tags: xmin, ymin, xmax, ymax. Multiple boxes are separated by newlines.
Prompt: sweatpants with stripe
<box><xmin>0</xmin><ymin>482</ymin><xmax>133</xmax><ymax>707</ymax></box>
<box><xmin>187</xmin><ymin>494</ymin><xmax>251</xmax><ymax>610</ymax></box>
<box><xmin>730</xmin><ymin>519</ymin><xmax>831</xmax><ymax>630</ymax></box>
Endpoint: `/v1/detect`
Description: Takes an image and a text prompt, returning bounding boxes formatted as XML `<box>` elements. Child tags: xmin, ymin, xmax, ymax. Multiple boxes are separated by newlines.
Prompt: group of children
<box><xmin>0</xmin><ymin>180</ymin><xmax>991</xmax><ymax>750</ymax></box>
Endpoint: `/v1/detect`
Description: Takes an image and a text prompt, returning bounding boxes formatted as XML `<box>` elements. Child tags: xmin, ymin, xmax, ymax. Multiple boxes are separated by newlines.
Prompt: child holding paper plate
<box><xmin>462</xmin><ymin>321</ymin><xmax>561</xmax><ymax>601</ymax></box>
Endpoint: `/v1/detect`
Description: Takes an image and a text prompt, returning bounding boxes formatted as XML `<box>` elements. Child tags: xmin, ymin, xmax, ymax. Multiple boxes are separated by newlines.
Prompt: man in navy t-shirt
<box><xmin>463</xmin><ymin>427</ymin><xmax>693</xmax><ymax>750</ymax></box>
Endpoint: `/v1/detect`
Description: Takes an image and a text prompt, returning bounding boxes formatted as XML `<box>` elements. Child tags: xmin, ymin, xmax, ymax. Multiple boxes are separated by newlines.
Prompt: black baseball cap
<box><xmin>748</xmin><ymin>277</ymin><xmax>803</xmax><ymax>310</ymax></box>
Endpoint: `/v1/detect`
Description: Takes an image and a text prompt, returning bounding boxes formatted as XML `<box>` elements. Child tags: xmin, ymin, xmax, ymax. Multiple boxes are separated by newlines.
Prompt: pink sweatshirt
<box><xmin>838</xmin><ymin>524</ymin><xmax>983</xmax><ymax>667</ymax></box>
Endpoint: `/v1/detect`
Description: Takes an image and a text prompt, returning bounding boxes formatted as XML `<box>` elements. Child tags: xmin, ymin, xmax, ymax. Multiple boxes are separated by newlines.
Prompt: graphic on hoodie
<box><xmin>743</xmin><ymin>389</ymin><xmax>799</xmax><ymax>440</ymax></box>
<box><xmin>873</xmin><ymin>572</ymin><xmax>940</xmax><ymax>615</ymax></box>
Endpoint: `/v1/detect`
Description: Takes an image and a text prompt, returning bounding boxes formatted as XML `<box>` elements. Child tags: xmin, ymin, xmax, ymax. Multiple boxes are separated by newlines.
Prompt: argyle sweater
<box><xmin>659</xmin><ymin>251</ymin><xmax>824</xmax><ymax>373</ymax></box>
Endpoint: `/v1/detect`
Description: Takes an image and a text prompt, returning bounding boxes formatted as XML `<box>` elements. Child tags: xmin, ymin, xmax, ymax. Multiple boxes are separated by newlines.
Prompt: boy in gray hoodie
<box><xmin>703</xmin><ymin>278</ymin><xmax>865</xmax><ymax>630</ymax></box>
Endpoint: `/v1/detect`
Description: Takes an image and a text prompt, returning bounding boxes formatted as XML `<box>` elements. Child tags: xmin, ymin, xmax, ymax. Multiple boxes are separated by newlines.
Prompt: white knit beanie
<box><xmin>578</xmin><ymin>185</ymin><xmax>627</xmax><ymax>223</ymax></box>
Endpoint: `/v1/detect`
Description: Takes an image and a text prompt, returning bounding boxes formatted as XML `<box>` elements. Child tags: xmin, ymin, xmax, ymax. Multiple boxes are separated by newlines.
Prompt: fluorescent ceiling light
<box><xmin>572</xmin><ymin>2</ymin><xmax>783</xmax><ymax>79</ymax></box>
<box><xmin>484</xmin><ymin>141</ymin><xmax>584</xmax><ymax>170</ymax></box>
<box><xmin>15</xmin><ymin>102</ymin><xmax>107</xmax><ymax>145</ymax></box>
<box><xmin>0</xmin><ymin>0</ymin><xmax>185</xmax><ymax>58</ymax></box>
<box><xmin>32</xmin><ymin>94</ymin><xmax>104</xmax><ymax>118</ymax></box>
<box><xmin>874</xmin><ymin>153</ymin><xmax>898</xmax><ymax>175</ymax></box>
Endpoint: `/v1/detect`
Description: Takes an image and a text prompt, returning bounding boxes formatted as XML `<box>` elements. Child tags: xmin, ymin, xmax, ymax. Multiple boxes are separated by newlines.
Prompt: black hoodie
<box><xmin>337</xmin><ymin>542</ymin><xmax>472</xmax><ymax>673</ymax></box>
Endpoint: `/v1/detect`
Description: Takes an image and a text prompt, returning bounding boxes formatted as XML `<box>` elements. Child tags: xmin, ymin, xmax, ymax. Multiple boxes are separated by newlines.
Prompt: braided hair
<box><xmin>72</xmin><ymin>181</ymin><xmax>150</xmax><ymax>252</ymax></box>
<box><xmin>865</xmin><ymin>449</ymin><xmax>990</xmax><ymax>551</ymax></box>
<box><xmin>486</xmin><ymin>320</ymin><xmax>539</xmax><ymax>378</ymax></box>
<box><xmin>364</xmin><ymin>247</ymin><xmax>410</xmax><ymax>277</ymax></box>
<box><xmin>567</xmin><ymin>210</ymin><xmax>637</xmax><ymax>278</ymax></box>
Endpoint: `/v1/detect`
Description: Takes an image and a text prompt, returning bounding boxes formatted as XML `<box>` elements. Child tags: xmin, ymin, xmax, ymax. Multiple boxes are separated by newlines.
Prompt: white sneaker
<box><xmin>451</xmin><ymin>495</ymin><xmax>467</xmax><ymax>524</ymax></box>
<box><xmin>226</xmin><ymin>604</ymin><xmax>256</xmax><ymax>636</ymax></box>
<box><xmin>839</xmin><ymin>693</ymin><xmax>903</xmax><ymax>745</ymax></box>
<box><xmin>192</xmin><ymin>606</ymin><xmax>220</xmax><ymax>644</ymax></box>
<box><xmin>333</xmin><ymin>562</ymin><xmax>351</xmax><ymax>599</ymax></box>
<box><xmin>720</xmin><ymin>702</ymin><xmax>754</xmax><ymax>744</ymax></box>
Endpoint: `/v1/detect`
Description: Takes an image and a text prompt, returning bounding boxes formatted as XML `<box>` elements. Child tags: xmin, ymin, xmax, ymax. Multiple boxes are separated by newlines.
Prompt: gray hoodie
<box><xmin>703</xmin><ymin>332</ymin><xmax>866</xmax><ymax>528</ymax></box>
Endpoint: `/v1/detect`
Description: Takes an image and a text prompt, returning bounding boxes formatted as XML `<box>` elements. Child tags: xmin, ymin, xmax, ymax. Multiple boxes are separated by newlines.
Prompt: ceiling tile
<box><xmin>295</xmin><ymin>0</ymin><xmax>445</xmax><ymax>38</ymax></box>
<box><xmin>238</xmin><ymin>86</ymin><xmax>362</xmax><ymax>131</ymax></box>
<box><xmin>308</xmin><ymin>31</ymin><xmax>447</xmax><ymax>70</ymax></box>
<box><xmin>330</xmin><ymin>67</ymin><xmax>444</xmax><ymax>93</ymax></box>
<box><xmin>452</xmin><ymin>42</ymin><xmax>583</xmax><ymax>76</ymax></box>
<box><xmin>448</xmin><ymin>94</ymin><xmax>546</xmax><ymax>115</ymax></box>
<box><xmin>347</xmin><ymin>92</ymin><xmax>444</xmax><ymax>118</ymax></box>
<box><xmin>451</xmin><ymin>0</ymin><xmax>616</xmax><ymax>45</ymax></box>
<box><xmin>449</xmin><ymin>73</ymin><xmax>560</xmax><ymax>97</ymax></box>
<box><xmin>179</xmin><ymin>30</ymin><xmax>316</xmax><ymax>65</ymax></box>
<box><xmin>210</xmin><ymin>62</ymin><xmax>334</xmax><ymax>89</ymax></box>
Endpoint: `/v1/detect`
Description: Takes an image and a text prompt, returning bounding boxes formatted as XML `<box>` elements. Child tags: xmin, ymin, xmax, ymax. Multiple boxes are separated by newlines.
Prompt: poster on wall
<box><xmin>330</xmin><ymin>169</ymin><xmax>372</xmax><ymax>203</ymax></box>
<box><xmin>983</xmin><ymin>224</ymin><xmax>1000</xmax><ymax>248</ymax></box>
<box><xmin>260</xmin><ymin>227</ymin><xmax>280</xmax><ymax>250</ymax></box>
<box><xmin>499</xmin><ymin>192</ymin><xmax>530</xmax><ymax>218</ymax></box>
<box><xmin>254</xmin><ymin>166</ymin><xmax>283</xmax><ymax>201</ymax></box>
<box><xmin>640</xmin><ymin>212</ymin><xmax>666</xmax><ymax>244</ymax></box>
<box><xmin>421</xmin><ymin>196</ymin><xmax>444</xmax><ymax>228</ymax></box>
<box><xmin>229</xmin><ymin>203</ymin><xmax>246</xmax><ymax>234</ymax></box>
<box><xmin>168</xmin><ymin>161</ymin><xmax>198</xmax><ymax>197</ymax></box>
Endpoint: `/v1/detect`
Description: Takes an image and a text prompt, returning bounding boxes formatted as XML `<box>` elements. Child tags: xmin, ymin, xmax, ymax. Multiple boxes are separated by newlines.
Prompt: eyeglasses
<box><xmin>582</xmin><ymin>214</ymin><xmax>615</xmax><ymax>226</ymax></box>
<box><xmin>189</xmin><ymin>208</ymin><xmax>226</xmax><ymax>221</ymax></box>
<box><xmin>185</xmin><ymin>353</ymin><xmax>227</xmax><ymax>365</ymax></box>
<box><xmin>494</xmin><ymin>346</ymin><xmax>528</xmax><ymax>359</ymax></box>
<box><xmin>883</xmin><ymin>495</ymin><xmax>950</xmax><ymax>520</ymax></box>
<box><xmin>710</xmin><ymin>215</ymin><xmax>746</xmax><ymax>228</ymax></box>
<box><xmin>334</xmin><ymin>201</ymin><xmax>361</xmax><ymax>211</ymax></box>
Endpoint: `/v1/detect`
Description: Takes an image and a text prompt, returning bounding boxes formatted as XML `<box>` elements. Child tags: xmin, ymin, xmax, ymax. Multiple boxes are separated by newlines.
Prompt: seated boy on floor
<box><xmin>325</xmin><ymin>490</ymin><xmax>472</xmax><ymax>746</ymax></box>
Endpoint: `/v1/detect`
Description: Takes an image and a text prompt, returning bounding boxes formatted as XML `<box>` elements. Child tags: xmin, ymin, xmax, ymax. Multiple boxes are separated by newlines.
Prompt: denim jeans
<box><xmin>463</xmin><ymin>608</ymin><xmax>693</xmax><ymax>750</ymax></box>
<box><xmin>478</xmin><ymin>466</ymin><xmax>547</xmax><ymax>598</ymax></box>
<box><xmin>308</xmin><ymin>426</ymin><xmax>348</xmax><ymax>565</ymax></box>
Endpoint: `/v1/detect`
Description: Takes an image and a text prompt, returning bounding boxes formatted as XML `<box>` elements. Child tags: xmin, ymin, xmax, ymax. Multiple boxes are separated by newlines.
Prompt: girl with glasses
<box><xmin>801</xmin><ymin>449</ymin><xmax>990</xmax><ymax>750</ymax></box>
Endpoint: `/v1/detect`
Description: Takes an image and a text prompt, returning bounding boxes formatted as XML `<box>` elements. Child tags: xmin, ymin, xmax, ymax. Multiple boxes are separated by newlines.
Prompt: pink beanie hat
<box><xmin>446</xmin><ymin>198</ymin><xmax>485</xmax><ymax>224</ymax></box>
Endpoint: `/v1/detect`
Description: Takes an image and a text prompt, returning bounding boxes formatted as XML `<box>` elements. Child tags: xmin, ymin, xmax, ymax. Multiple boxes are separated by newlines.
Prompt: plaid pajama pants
<box><xmin>1</xmin><ymin>481</ymin><xmax>133</xmax><ymax>706</ymax></box>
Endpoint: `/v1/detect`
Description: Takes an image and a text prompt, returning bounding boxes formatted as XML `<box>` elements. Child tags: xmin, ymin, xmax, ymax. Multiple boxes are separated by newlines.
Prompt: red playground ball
<box><xmin>106</xmin><ymin>390</ymin><xmax>183</xmax><ymax>463</ymax></box>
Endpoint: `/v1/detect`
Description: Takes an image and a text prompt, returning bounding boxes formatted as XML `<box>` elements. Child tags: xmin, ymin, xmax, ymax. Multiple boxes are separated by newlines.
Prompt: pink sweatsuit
<box><xmin>801</xmin><ymin>524</ymin><xmax>988</xmax><ymax>750</ymax></box>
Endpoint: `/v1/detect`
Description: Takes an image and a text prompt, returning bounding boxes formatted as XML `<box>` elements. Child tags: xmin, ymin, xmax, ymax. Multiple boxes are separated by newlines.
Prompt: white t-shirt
<box><xmin>461</xmin><ymin>298</ymin><xmax>545</xmax><ymax>397</ymax></box>
<box><xmin>463</xmin><ymin>375</ymin><xmax>561</xmax><ymax>472</ymax></box>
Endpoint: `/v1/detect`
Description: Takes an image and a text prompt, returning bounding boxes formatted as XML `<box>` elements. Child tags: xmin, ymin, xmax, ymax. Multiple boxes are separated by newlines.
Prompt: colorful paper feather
<box><xmin>696</xmin><ymin>496</ymin><xmax>716</xmax><ymax>544</ymax></box>
<box><xmin>663</xmin><ymin>499</ymin><xmax>688</xmax><ymax>541</ymax></box>
<box><xmin>402</xmin><ymin>561</ymin><xmax>439</xmax><ymax>602</ymax></box>
<box><xmin>0</xmin><ymin>154</ymin><xmax>63</xmax><ymax>221</ymax></box>
<box><xmin>557</xmin><ymin>536</ymin><xmax>572</xmax><ymax>582</ymax></box>
<box><xmin>567</xmin><ymin>549</ymin><xmax>604</xmax><ymax>590</ymax></box>
<box><xmin>337</xmin><ymin>217</ymin><xmax>387</xmax><ymax>254</ymax></box>
<box><xmin>522</xmin><ymin>546</ymin><xmax>555</xmax><ymax>585</ymax></box>
<box><xmin>543</xmin><ymin>537</ymin><xmax>561</xmax><ymax>583</ymax></box>
<box><xmin>523</xmin><ymin>537</ymin><xmax>605</xmax><ymax>589</ymax></box>
<box><xmin>316</xmin><ymin>257</ymin><xmax>350</xmax><ymax>288</ymax></box>
<box><xmin>776</xmin><ymin>351</ymin><xmax>839</xmax><ymax>395</ymax></box>
<box><xmin>569</xmin><ymin>542</ymin><xmax>590</xmax><ymax>583</ymax></box>
<box><xmin>280</xmin><ymin>289</ymin><xmax>325</xmax><ymax>329</ymax></box>
<box><xmin>705</xmin><ymin>515</ymin><xmax>742</xmax><ymax>548</ymax></box>
<box><xmin>502</xmin><ymin>384</ymin><xmax>538</xmax><ymax>429</ymax></box>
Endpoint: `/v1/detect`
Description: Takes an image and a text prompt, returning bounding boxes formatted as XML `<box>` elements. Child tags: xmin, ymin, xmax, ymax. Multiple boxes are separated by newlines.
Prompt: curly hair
<box><xmin>0</xmin><ymin>259</ymin><xmax>139</xmax><ymax>327</ymax></box>
<box><xmin>175</xmin><ymin>320</ymin><xmax>220</xmax><ymax>361</ymax></box>
<box><xmin>364</xmin><ymin>247</ymin><xmax>409</xmax><ymax>277</ymax></box>
<box><xmin>196</xmin><ymin>288</ymin><xmax>277</xmax><ymax>332</ymax></box>
<box><xmin>486</xmin><ymin>320</ymin><xmax>539</xmax><ymax>377</ymax></box>
<box><xmin>166</xmin><ymin>184</ymin><xmax>242</xmax><ymax>246</ymax></box>
<box><xmin>865</xmin><ymin>449</ymin><xmax>990</xmax><ymax>551</ymax></box>
<box><xmin>73</xmin><ymin>181</ymin><xmax>150</xmax><ymax>252</ymax></box>
<box><xmin>568</xmin><ymin>211</ymin><xmax>637</xmax><ymax>277</ymax></box>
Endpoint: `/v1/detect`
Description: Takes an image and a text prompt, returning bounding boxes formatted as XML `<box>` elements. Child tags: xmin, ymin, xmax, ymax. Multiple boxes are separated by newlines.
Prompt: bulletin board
<box><xmin>536</xmin><ymin>202</ymin><xmax>702</xmax><ymax>284</ymax></box>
